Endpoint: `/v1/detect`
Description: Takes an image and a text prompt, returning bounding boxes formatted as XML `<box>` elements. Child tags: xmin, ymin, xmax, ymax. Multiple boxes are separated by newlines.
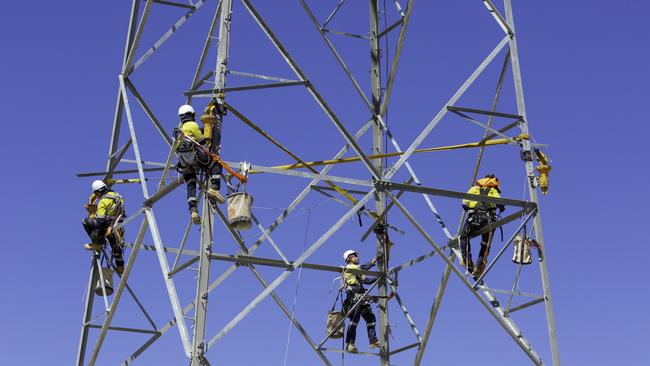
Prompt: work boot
<box><xmin>369</xmin><ymin>340</ymin><xmax>380</xmax><ymax>349</ymax></box>
<box><xmin>115</xmin><ymin>259</ymin><xmax>125</xmax><ymax>275</ymax></box>
<box><xmin>84</xmin><ymin>243</ymin><xmax>102</xmax><ymax>251</ymax></box>
<box><xmin>191</xmin><ymin>211</ymin><xmax>201</xmax><ymax>225</ymax></box>
<box><xmin>473</xmin><ymin>260</ymin><xmax>487</xmax><ymax>279</ymax></box>
<box><xmin>459</xmin><ymin>256</ymin><xmax>474</xmax><ymax>274</ymax></box>
<box><xmin>207</xmin><ymin>188</ymin><xmax>225</xmax><ymax>204</ymax></box>
<box><xmin>346</xmin><ymin>343</ymin><xmax>358</xmax><ymax>353</ymax></box>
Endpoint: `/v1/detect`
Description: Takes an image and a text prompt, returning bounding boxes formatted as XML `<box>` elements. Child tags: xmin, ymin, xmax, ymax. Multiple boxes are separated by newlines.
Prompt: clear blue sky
<box><xmin>1</xmin><ymin>1</ymin><xmax>648</xmax><ymax>365</ymax></box>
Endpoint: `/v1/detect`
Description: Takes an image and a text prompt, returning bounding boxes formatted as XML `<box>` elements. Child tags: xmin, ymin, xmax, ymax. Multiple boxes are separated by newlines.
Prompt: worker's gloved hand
<box><xmin>85</xmin><ymin>204</ymin><xmax>97</xmax><ymax>214</ymax></box>
<box><xmin>106</xmin><ymin>227</ymin><xmax>113</xmax><ymax>237</ymax></box>
<box><xmin>462</xmin><ymin>204</ymin><xmax>470</xmax><ymax>212</ymax></box>
<box><xmin>497</xmin><ymin>205</ymin><xmax>505</xmax><ymax>213</ymax></box>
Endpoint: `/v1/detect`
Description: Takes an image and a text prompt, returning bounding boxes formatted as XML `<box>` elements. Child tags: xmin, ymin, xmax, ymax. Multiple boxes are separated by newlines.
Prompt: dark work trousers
<box><xmin>207</xmin><ymin>117</ymin><xmax>223</xmax><ymax>191</ymax></box>
<box><xmin>345</xmin><ymin>303</ymin><xmax>378</xmax><ymax>345</ymax></box>
<box><xmin>82</xmin><ymin>217</ymin><xmax>109</xmax><ymax>245</ymax></box>
<box><xmin>460</xmin><ymin>211</ymin><xmax>496</xmax><ymax>267</ymax></box>
<box><xmin>177</xmin><ymin>144</ymin><xmax>211</xmax><ymax>213</ymax></box>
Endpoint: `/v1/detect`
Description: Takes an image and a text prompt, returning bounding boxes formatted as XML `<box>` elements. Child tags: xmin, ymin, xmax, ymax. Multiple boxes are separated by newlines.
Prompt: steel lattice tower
<box><xmin>76</xmin><ymin>1</ymin><xmax>560</xmax><ymax>365</ymax></box>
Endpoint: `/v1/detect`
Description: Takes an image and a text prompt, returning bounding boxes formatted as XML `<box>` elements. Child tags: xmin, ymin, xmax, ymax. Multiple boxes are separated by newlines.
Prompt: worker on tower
<box><xmin>460</xmin><ymin>174</ymin><xmax>505</xmax><ymax>278</ymax></box>
<box><xmin>82</xmin><ymin>180</ymin><xmax>126</xmax><ymax>272</ymax></box>
<box><xmin>342</xmin><ymin>250</ymin><xmax>381</xmax><ymax>353</ymax></box>
<box><xmin>175</xmin><ymin>104</ymin><xmax>225</xmax><ymax>224</ymax></box>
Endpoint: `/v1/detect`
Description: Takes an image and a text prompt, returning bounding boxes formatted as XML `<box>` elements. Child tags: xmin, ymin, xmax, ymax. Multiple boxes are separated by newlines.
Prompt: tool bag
<box><xmin>94</xmin><ymin>267</ymin><xmax>114</xmax><ymax>296</ymax></box>
<box><xmin>325</xmin><ymin>289</ymin><xmax>344</xmax><ymax>339</ymax></box>
<box><xmin>227</xmin><ymin>192</ymin><xmax>254</xmax><ymax>231</ymax></box>
<box><xmin>512</xmin><ymin>235</ymin><xmax>532</xmax><ymax>265</ymax></box>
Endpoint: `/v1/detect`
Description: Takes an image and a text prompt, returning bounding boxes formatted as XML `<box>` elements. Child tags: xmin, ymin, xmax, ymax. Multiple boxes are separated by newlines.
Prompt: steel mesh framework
<box><xmin>75</xmin><ymin>1</ymin><xmax>560</xmax><ymax>365</ymax></box>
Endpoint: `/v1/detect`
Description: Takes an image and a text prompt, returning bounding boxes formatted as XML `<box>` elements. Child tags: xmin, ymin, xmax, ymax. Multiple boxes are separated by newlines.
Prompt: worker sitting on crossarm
<box><xmin>342</xmin><ymin>249</ymin><xmax>381</xmax><ymax>353</ymax></box>
<box><xmin>175</xmin><ymin>104</ymin><xmax>225</xmax><ymax>225</ymax></box>
<box><xmin>460</xmin><ymin>174</ymin><xmax>505</xmax><ymax>279</ymax></box>
<box><xmin>82</xmin><ymin>180</ymin><xmax>127</xmax><ymax>272</ymax></box>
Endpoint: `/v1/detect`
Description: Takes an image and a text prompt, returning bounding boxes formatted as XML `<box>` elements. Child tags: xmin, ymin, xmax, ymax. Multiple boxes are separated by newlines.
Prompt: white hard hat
<box><xmin>178</xmin><ymin>104</ymin><xmax>195</xmax><ymax>116</ymax></box>
<box><xmin>343</xmin><ymin>249</ymin><xmax>357</xmax><ymax>262</ymax></box>
<box><xmin>92</xmin><ymin>180</ymin><xmax>107</xmax><ymax>192</ymax></box>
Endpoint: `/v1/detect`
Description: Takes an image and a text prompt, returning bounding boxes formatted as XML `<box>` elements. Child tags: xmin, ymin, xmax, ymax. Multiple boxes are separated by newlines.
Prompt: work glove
<box><xmin>462</xmin><ymin>204</ymin><xmax>469</xmax><ymax>212</ymax></box>
<box><xmin>497</xmin><ymin>205</ymin><xmax>505</xmax><ymax>213</ymax></box>
<box><xmin>85</xmin><ymin>204</ymin><xmax>97</xmax><ymax>214</ymax></box>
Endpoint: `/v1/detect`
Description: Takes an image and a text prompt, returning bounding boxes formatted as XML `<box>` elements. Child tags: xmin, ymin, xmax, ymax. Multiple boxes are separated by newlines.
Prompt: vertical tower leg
<box><xmin>503</xmin><ymin>1</ymin><xmax>560</xmax><ymax>365</ymax></box>
<box><xmin>369</xmin><ymin>1</ymin><xmax>390</xmax><ymax>365</ymax></box>
<box><xmin>76</xmin><ymin>256</ymin><xmax>99</xmax><ymax>366</ymax></box>
<box><xmin>191</xmin><ymin>1</ymin><xmax>233</xmax><ymax>364</ymax></box>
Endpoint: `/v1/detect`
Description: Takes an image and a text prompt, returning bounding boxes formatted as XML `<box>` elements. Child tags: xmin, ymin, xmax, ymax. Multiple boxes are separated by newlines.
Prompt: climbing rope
<box><xmin>282</xmin><ymin>208</ymin><xmax>312</xmax><ymax>366</ymax></box>
<box><xmin>179</xmin><ymin>135</ymin><xmax>248</xmax><ymax>183</ymax></box>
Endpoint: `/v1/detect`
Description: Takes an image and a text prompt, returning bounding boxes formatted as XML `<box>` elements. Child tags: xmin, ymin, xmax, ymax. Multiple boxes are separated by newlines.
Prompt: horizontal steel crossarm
<box><xmin>248</xmin><ymin>164</ymin><xmax>373</xmax><ymax>187</ymax></box>
<box><xmin>385</xmin><ymin>35</ymin><xmax>510</xmax><ymax>181</ymax></box>
<box><xmin>87</xmin><ymin>325</ymin><xmax>160</xmax><ymax>335</ymax></box>
<box><xmin>447</xmin><ymin>106</ymin><xmax>522</xmax><ymax>120</ymax></box>
<box><xmin>385</xmin><ymin>192</ymin><xmax>543</xmax><ymax>365</ymax></box>
<box><xmin>377</xmin><ymin>180</ymin><xmax>536</xmax><ymax>209</ymax></box>
<box><xmin>206</xmin><ymin>189</ymin><xmax>375</xmax><ymax>350</ymax></box>
<box><xmin>208</xmin><ymin>253</ymin><xmax>381</xmax><ymax>277</ymax></box>
<box><xmin>185</xmin><ymin>80</ymin><xmax>306</xmax><ymax>95</ymax></box>
<box><xmin>241</xmin><ymin>0</ymin><xmax>380</xmax><ymax>180</ymax></box>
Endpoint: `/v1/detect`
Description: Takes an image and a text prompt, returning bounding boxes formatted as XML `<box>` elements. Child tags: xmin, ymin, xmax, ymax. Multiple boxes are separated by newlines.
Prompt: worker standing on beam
<box><xmin>342</xmin><ymin>250</ymin><xmax>381</xmax><ymax>353</ymax></box>
<box><xmin>82</xmin><ymin>180</ymin><xmax>126</xmax><ymax>272</ymax></box>
<box><xmin>175</xmin><ymin>104</ymin><xmax>225</xmax><ymax>225</ymax></box>
<box><xmin>460</xmin><ymin>174</ymin><xmax>505</xmax><ymax>278</ymax></box>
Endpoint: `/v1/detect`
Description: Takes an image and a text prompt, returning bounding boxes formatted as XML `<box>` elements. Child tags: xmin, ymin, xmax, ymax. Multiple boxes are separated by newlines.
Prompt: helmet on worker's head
<box><xmin>92</xmin><ymin>180</ymin><xmax>107</xmax><ymax>192</ymax></box>
<box><xmin>477</xmin><ymin>174</ymin><xmax>500</xmax><ymax>191</ymax></box>
<box><xmin>178</xmin><ymin>104</ymin><xmax>195</xmax><ymax>116</ymax></box>
<box><xmin>343</xmin><ymin>249</ymin><xmax>358</xmax><ymax>263</ymax></box>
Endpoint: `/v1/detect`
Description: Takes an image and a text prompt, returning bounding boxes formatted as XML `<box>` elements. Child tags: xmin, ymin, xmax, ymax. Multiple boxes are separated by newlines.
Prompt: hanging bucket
<box><xmin>95</xmin><ymin>267</ymin><xmax>114</xmax><ymax>296</ymax></box>
<box><xmin>512</xmin><ymin>236</ymin><xmax>532</xmax><ymax>265</ymax></box>
<box><xmin>227</xmin><ymin>192</ymin><xmax>254</xmax><ymax>231</ymax></box>
<box><xmin>325</xmin><ymin>311</ymin><xmax>345</xmax><ymax>339</ymax></box>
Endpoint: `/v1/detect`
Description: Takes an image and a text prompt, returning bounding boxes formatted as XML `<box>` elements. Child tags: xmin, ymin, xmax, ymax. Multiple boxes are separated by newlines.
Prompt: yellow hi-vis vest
<box><xmin>462</xmin><ymin>186</ymin><xmax>501</xmax><ymax>210</ymax></box>
<box><xmin>89</xmin><ymin>191</ymin><xmax>124</xmax><ymax>220</ymax></box>
<box><xmin>343</xmin><ymin>264</ymin><xmax>363</xmax><ymax>289</ymax></box>
<box><xmin>181</xmin><ymin>121</ymin><xmax>204</xmax><ymax>143</ymax></box>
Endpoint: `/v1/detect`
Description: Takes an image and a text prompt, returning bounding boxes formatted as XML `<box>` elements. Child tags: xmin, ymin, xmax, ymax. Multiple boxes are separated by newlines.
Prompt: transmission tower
<box><xmin>75</xmin><ymin>1</ymin><xmax>560</xmax><ymax>365</ymax></box>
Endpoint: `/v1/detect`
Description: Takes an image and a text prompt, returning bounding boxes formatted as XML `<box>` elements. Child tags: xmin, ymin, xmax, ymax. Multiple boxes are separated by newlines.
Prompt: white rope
<box><xmin>282</xmin><ymin>209</ymin><xmax>311</xmax><ymax>366</ymax></box>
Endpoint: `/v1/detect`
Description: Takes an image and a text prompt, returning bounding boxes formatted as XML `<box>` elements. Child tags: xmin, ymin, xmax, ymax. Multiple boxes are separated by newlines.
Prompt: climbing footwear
<box><xmin>84</xmin><ymin>243</ymin><xmax>102</xmax><ymax>251</ymax></box>
<box><xmin>191</xmin><ymin>211</ymin><xmax>201</xmax><ymax>225</ymax></box>
<box><xmin>369</xmin><ymin>340</ymin><xmax>380</xmax><ymax>349</ymax></box>
<box><xmin>207</xmin><ymin>188</ymin><xmax>225</xmax><ymax>204</ymax></box>
<box><xmin>346</xmin><ymin>343</ymin><xmax>358</xmax><ymax>353</ymax></box>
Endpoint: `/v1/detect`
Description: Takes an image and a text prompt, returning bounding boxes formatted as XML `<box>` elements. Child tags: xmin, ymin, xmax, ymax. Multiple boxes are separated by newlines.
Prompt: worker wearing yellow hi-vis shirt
<box><xmin>460</xmin><ymin>174</ymin><xmax>505</xmax><ymax>279</ymax></box>
<box><xmin>341</xmin><ymin>250</ymin><xmax>381</xmax><ymax>353</ymax></box>
<box><xmin>174</xmin><ymin>104</ymin><xmax>225</xmax><ymax>225</ymax></box>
